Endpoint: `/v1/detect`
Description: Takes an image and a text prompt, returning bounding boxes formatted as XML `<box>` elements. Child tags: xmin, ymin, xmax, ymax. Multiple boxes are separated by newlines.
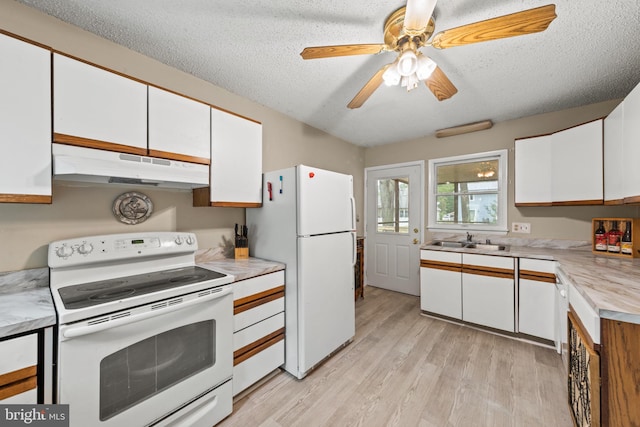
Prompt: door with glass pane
<box><xmin>365</xmin><ymin>162</ymin><xmax>423</xmax><ymax>296</ymax></box>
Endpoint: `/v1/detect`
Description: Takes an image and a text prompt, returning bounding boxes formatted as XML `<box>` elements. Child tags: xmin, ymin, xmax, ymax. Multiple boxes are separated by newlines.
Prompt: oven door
<box><xmin>57</xmin><ymin>285</ymin><xmax>233</xmax><ymax>427</ymax></box>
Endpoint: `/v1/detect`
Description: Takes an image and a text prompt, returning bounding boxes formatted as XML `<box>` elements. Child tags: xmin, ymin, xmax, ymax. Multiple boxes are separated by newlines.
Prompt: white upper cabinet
<box><xmin>515</xmin><ymin>119</ymin><xmax>603</xmax><ymax>206</ymax></box>
<box><xmin>0</xmin><ymin>33</ymin><xmax>51</xmax><ymax>203</ymax></box>
<box><xmin>53</xmin><ymin>53</ymin><xmax>147</xmax><ymax>153</ymax></box>
<box><xmin>148</xmin><ymin>87</ymin><xmax>211</xmax><ymax>164</ymax></box>
<box><xmin>604</xmin><ymin>101</ymin><xmax>624</xmax><ymax>204</ymax></box>
<box><xmin>514</xmin><ymin>135</ymin><xmax>552</xmax><ymax>206</ymax></box>
<box><xmin>551</xmin><ymin>119</ymin><xmax>603</xmax><ymax>204</ymax></box>
<box><xmin>200</xmin><ymin>108</ymin><xmax>262</xmax><ymax>207</ymax></box>
<box><xmin>622</xmin><ymin>82</ymin><xmax>640</xmax><ymax>203</ymax></box>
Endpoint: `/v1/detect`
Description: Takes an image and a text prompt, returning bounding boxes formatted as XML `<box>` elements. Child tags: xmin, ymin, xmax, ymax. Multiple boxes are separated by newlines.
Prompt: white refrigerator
<box><xmin>247</xmin><ymin>165</ymin><xmax>356</xmax><ymax>379</ymax></box>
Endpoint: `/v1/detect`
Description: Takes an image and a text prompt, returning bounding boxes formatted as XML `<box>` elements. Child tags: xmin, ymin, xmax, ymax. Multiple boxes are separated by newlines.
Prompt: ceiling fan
<box><xmin>300</xmin><ymin>1</ymin><xmax>557</xmax><ymax>109</ymax></box>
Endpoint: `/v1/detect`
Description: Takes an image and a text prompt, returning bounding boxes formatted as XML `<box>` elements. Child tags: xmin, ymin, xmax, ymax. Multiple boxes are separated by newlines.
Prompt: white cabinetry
<box><xmin>604</xmin><ymin>101</ymin><xmax>624</xmax><ymax>204</ymax></box>
<box><xmin>420</xmin><ymin>250</ymin><xmax>462</xmax><ymax>319</ymax></box>
<box><xmin>232</xmin><ymin>270</ymin><xmax>285</xmax><ymax>396</ymax></box>
<box><xmin>148</xmin><ymin>86</ymin><xmax>211</xmax><ymax>164</ymax></box>
<box><xmin>514</xmin><ymin>135</ymin><xmax>552</xmax><ymax>206</ymax></box>
<box><xmin>0</xmin><ymin>334</ymin><xmax>38</xmax><ymax>403</ymax></box>
<box><xmin>53</xmin><ymin>53</ymin><xmax>147</xmax><ymax>154</ymax></box>
<box><xmin>462</xmin><ymin>254</ymin><xmax>515</xmax><ymax>332</ymax></box>
<box><xmin>0</xmin><ymin>33</ymin><xmax>51</xmax><ymax>204</ymax></box>
<box><xmin>514</xmin><ymin>119</ymin><xmax>603</xmax><ymax>206</ymax></box>
<box><xmin>551</xmin><ymin>119</ymin><xmax>603</xmax><ymax>204</ymax></box>
<box><xmin>195</xmin><ymin>108</ymin><xmax>262</xmax><ymax>207</ymax></box>
<box><xmin>604</xmin><ymin>102</ymin><xmax>625</xmax><ymax>203</ymax></box>
<box><xmin>622</xmin><ymin>82</ymin><xmax>640</xmax><ymax>203</ymax></box>
<box><xmin>518</xmin><ymin>258</ymin><xmax>556</xmax><ymax>341</ymax></box>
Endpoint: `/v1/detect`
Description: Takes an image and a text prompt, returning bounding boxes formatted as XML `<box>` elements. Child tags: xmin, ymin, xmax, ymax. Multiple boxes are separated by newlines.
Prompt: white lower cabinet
<box><xmin>232</xmin><ymin>270</ymin><xmax>285</xmax><ymax>396</ymax></box>
<box><xmin>0</xmin><ymin>334</ymin><xmax>38</xmax><ymax>403</ymax></box>
<box><xmin>420</xmin><ymin>250</ymin><xmax>462</xmax><ymax>319</ymax></box>
<box><xmin>518</xmin><ymin>258</ymin><xmax>556</xmax><ymax>341</ymax></box>
<box><xmin>462</xmin><ymin>254</ymin><xmax>515</xmax><ymax>332</ymax></box>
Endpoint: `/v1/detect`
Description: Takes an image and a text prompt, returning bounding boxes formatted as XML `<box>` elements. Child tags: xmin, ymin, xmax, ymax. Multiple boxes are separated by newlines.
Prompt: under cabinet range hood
<box><xmin>52</xmin><ymin>143</ymin><xmax>209</xmax><ymax>189</ymax></box>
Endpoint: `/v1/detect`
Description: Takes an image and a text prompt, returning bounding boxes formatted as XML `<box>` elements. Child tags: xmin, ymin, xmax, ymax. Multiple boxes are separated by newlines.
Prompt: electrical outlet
<box><xmin>512</xmin><ymin>222</ymin><xmax>531</xmax><ymax>233</ymax></box>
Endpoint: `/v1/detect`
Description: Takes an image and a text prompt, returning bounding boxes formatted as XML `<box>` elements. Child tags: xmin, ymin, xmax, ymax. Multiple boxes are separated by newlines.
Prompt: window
<box><xmin>376</xmin><ymin>177</ymin><xmax>409</xmax><ymax>234</ymax></box>
<box><xmin>428</xmin><ymin>149</ymin><xmax>508</xmax><ymax>232</ymax></box>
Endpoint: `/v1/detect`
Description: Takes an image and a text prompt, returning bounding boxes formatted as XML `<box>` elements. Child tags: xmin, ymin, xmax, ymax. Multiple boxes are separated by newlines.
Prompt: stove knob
<box><xmin>186</xmin><ymin>236</ymin><xmax>195</xmax><ymax>246</ymax></box>
<box><xmin>77</xmin><ymin>242</ymin><xmax>94</xmax><ymax>255</ymax></box>
<box><xmin>56</xmin><ymin>245</ymin><xmax>74</xmax><ymax>258</ymax></box>
<box><xmin>174</xmin><ymin>236</ymin><xmax>184</xmax><ymax>245</ymax></box>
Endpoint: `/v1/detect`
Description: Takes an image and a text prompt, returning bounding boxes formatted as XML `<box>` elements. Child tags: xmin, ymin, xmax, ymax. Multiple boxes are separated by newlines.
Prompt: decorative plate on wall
<box><xmin>112</xmin><ymin>192</ymin><xmax>153</xmax><ymax>225</ymax></box>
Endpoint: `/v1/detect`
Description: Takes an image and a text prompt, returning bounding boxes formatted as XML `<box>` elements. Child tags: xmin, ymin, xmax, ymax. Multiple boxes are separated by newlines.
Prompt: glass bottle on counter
<box><xmin>621</xmin><ymin>221</ymin><xmax>633</xmax><ymax>255</ymax></box>
<box><xmin>594</xmin><ymin>220</ymin><xmax>608</xmax><ymax>252</ymax></box>
<box><xmin>608</xmin><ymin>220</ymin><xmax>622</xmax><ymax>253</ymax></box>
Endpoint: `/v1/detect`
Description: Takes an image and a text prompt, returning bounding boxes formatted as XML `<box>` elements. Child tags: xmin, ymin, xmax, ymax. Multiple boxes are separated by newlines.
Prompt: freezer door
<box><xmin>297</xmin><ymin>165</ymin><xmax>355</xmax><ymax>236</ymax></box>
<box><xmin>297</xmin><ymin>232</ymin><xmax>356</xmax><ymax>375</ymax></box>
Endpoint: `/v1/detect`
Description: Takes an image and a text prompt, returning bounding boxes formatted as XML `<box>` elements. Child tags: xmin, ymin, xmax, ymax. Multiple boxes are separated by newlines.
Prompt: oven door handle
<box><xmin>62</xmin><ymin>286</ymin><xmax>232</xmax><ymax>339</ymax></box>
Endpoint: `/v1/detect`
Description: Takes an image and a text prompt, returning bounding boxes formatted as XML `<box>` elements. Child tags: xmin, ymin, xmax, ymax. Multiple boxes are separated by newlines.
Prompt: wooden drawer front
<box><xmin>0</xmin><ymin>334</ymin><xmax>37</xmax><ymax>374</ymax></box>
<box><xmin>0</xmin><ymin>367</ymin><xmax>38</xmax><ymax>401</ymax></box>
<box><xmin>234</xmin><ymin>298</ymin><xmax>284</xmax><ymax>332</ymax></box>
<box><xmin>420</xmin><ymin>250</ymin><xmax>462</xmax><ymax>264</ymax></box>
<box><xmin>1</xmin><ymin>387</ymin><xmax>37</xmax><ymax>404</ymax></box>
<box><xmin>233</xmin><ymin>271</ymin><xmax>284</xmax><ymax>301</ymax></box>
<box><xmin>233</xmin><ymin>340</ymin><xmax>284</xmax><ymax>396</ymax></box>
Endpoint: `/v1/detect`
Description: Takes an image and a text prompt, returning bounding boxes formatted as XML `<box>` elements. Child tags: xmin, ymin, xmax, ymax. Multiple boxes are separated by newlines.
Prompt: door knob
<box><xmin>413</xmin><ymin>228</ymin><xmax>419</xmax><ymax>233</ymax></box>
<box><xmin>413</xmin><ymin>238</ymin><xmax>419</xmax><ymax>244</ymax></box>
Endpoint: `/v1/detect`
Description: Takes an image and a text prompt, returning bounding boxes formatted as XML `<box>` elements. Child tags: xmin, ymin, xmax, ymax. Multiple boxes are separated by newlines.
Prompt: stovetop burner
<box><xmin>58</xmin><ymin>266</ymin><xmax>227</xmax><ymax>310</ymax></box>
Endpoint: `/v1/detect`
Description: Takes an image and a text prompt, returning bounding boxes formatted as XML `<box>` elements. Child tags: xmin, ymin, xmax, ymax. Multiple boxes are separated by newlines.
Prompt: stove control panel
<box><xmin>48</xmin><ymin>232</ymin><xmax>198</xmax><ymax>267</ymax></box>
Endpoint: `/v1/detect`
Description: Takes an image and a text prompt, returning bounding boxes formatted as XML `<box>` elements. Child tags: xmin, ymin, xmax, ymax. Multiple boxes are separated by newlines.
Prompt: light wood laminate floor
<box><xmin>219</xmin><ymin>286</ymin><xmax>572</xmax><ymax>427</ymax></box>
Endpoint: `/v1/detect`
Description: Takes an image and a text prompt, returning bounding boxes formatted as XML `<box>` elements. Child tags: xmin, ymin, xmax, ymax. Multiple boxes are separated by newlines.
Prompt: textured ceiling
<box><xmin>15</xmin><ymin>0</ymin><xmax>640</xmax><ymax>147</ymax></box>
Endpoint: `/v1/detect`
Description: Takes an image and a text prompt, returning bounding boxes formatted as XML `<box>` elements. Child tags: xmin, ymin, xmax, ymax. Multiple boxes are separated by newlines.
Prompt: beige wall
<box><xmin>0</xmin><ymin>0</ymin><xmax>364</xmax><ymax>272</ymax></box>
<box><xmin>365</xmin><ymin>101</ymin><xmax>640</xmax><ymax>242</ymax></box>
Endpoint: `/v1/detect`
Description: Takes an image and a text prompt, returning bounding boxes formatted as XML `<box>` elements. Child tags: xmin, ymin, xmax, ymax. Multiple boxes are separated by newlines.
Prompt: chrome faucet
<box><xmin>466</xmin><ymin>232</ymin><xmax>473</xmax><ymax>243</ymax></box>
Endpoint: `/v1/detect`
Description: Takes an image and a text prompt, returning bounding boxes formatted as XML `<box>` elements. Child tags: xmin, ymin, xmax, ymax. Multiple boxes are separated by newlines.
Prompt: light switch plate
<box><xmin>512</xmin><ymin>222</ymin><xmax>531</xmax><ymax>233</ymax></box>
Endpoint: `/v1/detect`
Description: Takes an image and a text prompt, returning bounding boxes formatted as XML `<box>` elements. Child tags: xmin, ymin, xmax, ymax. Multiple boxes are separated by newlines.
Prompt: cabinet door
<box><xmin>53</xmin><ymin>54</ymin><xmax>147</xmax><ymax>154</ymax></box>
<box><xmin>0</xmin><ymin>34</ymin><xmax>51</xmax><ymax>203</ymax></box>
<box><xmin>148</xmin><ymin>87</ymin><xmax>210</xmax><ymax>164</ymax></box>
<box><xmin>518</xmin><ymin>258</ymin><xmax>556</xmax><ymax>340</ymax></box>
<box><xmin>623</xmin><ymin>81</ymin><xmax>640</xmax><ymax>203</ymax></box>
<box><xmin>515</xmin><ymin>135</ymin><xmax>552</xmax><ymax>206</ymax></box>
<box><xmin>420</xmin><ymin>266</ymin><xmax>462</xmax><ymax>319</ymax></box>
<box><xmin>209</xmin><ymin>108</ymin><xmax>262</xmax><ymax>206</ymax></box>
<box><xmin>0</xmin><ymin>334</ymin><xmax>38</xmax><ymax>403</ymax></box>
<box><xmin>462</xmin><ymin>254</ymin><xmax>514</xmax><ymax>332</ymax></box>
<box><xmin>551</xmin><ymin>119</ymin><xmax>603</xmax><ymax>204</ymax></box>
<box><xmin>604</xmin><ymin>101</ymin><xmax>625</xmax><ymax>204</ymax></box>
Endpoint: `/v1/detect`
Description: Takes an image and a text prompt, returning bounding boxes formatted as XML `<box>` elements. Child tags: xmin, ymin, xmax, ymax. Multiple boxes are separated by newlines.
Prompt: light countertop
<box><xmin>0</xmin><ymin>268</ymin><xmax>56</xmax><ymax>339</ymax></box>
<box><xmin>195</xmin><ymin>248</ymin><xmax>285</xmax><ymax>281</ymax></box>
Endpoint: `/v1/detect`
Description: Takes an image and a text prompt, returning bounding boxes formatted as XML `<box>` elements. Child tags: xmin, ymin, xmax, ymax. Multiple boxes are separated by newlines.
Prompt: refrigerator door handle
<box><xmin>349</xmin><ymin>196</ymin><xmax>356</xmax><ymax>230</ymax></box>
<box><xmin>352</xmin><ymin>232</ymin><xmax>357</xmax><ymax>266</ymax></box>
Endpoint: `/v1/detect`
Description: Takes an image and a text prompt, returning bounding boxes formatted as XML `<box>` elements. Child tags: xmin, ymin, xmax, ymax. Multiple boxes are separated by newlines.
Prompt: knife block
<box><xmin>234</xmin><ymin>247</ymin><xmax>249</xmax><ymax>259</ymax></box>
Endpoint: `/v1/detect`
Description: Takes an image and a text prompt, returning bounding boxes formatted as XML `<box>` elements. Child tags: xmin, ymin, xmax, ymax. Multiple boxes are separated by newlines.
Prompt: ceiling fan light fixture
<box><xmin>382</xmin><ymin>64</ymin><xmax>401</xmax><ymax>86</ymax></box>
<box><xmin>416</xmin><ymin>55</ymin><xmax>437</xmax><ymax>80</ymax></box>
<box><xmin>397</xmin><ymin>49</ymin><xmax>418</xmax><ymax>77</ymax></box>
<box><xmin>401</xmin><ymin>74</ymin><xmax>419</xmax><ymax>91</ymax></box>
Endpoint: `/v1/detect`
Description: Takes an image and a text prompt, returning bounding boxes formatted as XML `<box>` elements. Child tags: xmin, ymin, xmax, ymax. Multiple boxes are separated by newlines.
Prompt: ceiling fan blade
<box><xmin>347</xmin><ymin>64</ymin><xmax>390</xmax><ymax>109</ymax></box>
<box><xmin>430</xmin><ymin>4</ymin><xmax>557</xmax><ymax>49</ymax></box>
<box><xmin>425</xmin><ymin>66</ymin><xmax>458</xmax><ymax>101</ymax></box>
<box><xmin>403</xmin><ymin>0</ymin><xmax>438</xmax><ymax>35</ymax></box>
<box><xmin>300</xmin><ymin>44</ymin><xmax>386</xmax><ymax>59</ymax></box>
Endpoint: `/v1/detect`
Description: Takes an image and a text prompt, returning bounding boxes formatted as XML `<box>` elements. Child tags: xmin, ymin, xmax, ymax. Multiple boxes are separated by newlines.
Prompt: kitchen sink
<box><xmin>428</xmin><ymin>240</ymin><xmax>466</xmax><ymax>248</ymax></box>
<box><xmin>465</xmin><ymin>243</ymin><xmax>509</xmax><ymax>251</ymax></box>
<box><xmin>427</xmin><ymin>241</ymin><xmax>509</xmax><ymax>251</ymax></box>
